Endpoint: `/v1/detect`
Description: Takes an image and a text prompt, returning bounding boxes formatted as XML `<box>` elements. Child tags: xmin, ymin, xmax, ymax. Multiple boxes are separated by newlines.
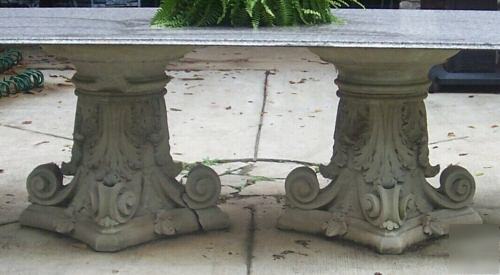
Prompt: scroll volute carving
<box><xmin>285</xmin><ymin>48</ymin><xmax>473</xmax><ymax>230</ymax></box>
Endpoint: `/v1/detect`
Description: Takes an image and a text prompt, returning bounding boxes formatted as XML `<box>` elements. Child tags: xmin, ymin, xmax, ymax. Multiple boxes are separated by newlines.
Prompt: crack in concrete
<box><xmin>0</xmin><ymin>221</ymin><xmax>18</xmax><ymax>227</ymax></box>
<box><xmin>183</xmin><ymin>158</ymin><xmax>320</xmax><ymax>172</ymax></box>
<box><xmin>223</xmin><ymin>178</ymin><xmax>258</xmax><ymax>194</ymax></box>
<box><xmin>253</xmin><ymin>70</ymin><xmax>271</xmax><ymax>161</ymax></box>
<box><xmin>244</xmin><ymin>205</ymin><xmax>256</xmax><ymax>275</ymax></box>
<box><xmin>167</xmin><ymin>68</ymin><xmax>271</xmax><ymax>72</ymax></box>
<box><xmin>220</xmin><ymin>164</ymin><xmax>283</xmax><ymax>195</ymax></box>
<box><xmin>429</xmin><ymin>136</ymin><xmax>469</xmax><ymax>145</ymax></box>
<box><xmin>0</xmin><ymin>124</ymin><xmax>72</xmax><ymax>141</ymax></box>
<box><xmin>219</xmin><ymin>164</ymin><xmax>255</xmax><ymax>177</ymax></box>
<box><xmin>205</xmin><ymin>157</ymin><xmax>320</xmax><ymax>168</ymax></box>
<box><xmin>178</xmin><ymin>58</ymin><xmax>251</xmax><ymax>64</ymax></box>
<box><xmin>221</xmin><ymin>185</ymin><xmax>242</xmax><ymax>192</ymax></box>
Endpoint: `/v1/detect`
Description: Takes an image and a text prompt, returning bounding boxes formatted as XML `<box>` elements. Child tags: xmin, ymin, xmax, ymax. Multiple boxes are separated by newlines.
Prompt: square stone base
<box><xmin>20</xmin><ymin>204</ymin><xmax>229</xmax><ymax>252</ymax></box>
<box><xmin>278</xmin><ymin>207</ymin><xmax>483</xmax><ymax>254</ymax></box>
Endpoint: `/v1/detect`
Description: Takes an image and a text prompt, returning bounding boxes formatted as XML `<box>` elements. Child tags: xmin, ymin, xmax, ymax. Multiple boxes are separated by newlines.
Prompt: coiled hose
<box><xmin>0</xmin><ymin>49</ymin><xmax>44</xmax><ymax>97</ymax></box>
<box><xmin>0</xmin><ymin>49</ymin><xmax>22</xmax><ymax>73</ymax></box>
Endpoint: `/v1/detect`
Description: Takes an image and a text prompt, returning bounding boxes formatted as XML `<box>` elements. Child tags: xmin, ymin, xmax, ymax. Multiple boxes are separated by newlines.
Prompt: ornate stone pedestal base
<box><xmin>279</xmin><ymin>207</ymin><xmax>481</xmax><ymax>254</ymax></box>
<box><xmin>19</xmin><ymin>46</ymin><xmax>229</xmax><ymax>252</ymax></box>
<box><xmin>277</xmin><ymin>48</ymin><xmax>483</xmax><ymax>254</ymax></box>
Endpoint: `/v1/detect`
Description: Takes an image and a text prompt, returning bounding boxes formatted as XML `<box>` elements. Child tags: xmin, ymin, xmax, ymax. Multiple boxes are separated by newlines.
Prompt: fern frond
<box><xmin>151</xmin><ymin>0</ymin><xmax>363</xmax><ymax>28</ymax></box>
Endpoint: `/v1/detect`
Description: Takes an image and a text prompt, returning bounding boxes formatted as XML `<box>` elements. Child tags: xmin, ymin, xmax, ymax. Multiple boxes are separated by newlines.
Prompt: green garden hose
<box><xmin>0</xmin><ymin>49</ymin><xmax>22</xmax><ymax>73</ymax></box>
<box><xmin>0</xmin><ymin>69</ymin><xmax>44</xmax><ymax>97</ymax></box>
<box><xmin>0</xmin><ymin>48</ymin><xmax>44</xmax><ymax>97</ymax></box>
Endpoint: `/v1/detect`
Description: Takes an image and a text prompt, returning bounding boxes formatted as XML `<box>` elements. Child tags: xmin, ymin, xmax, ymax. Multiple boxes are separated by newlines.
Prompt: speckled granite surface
<box><xmin>0</xmin><ymin>8</ymin><xmax>499</xmax><ymax>49</ymax></box>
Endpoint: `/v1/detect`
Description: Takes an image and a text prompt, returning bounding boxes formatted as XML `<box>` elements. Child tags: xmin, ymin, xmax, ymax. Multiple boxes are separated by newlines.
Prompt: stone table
<box><xmin>1</xmin><ymin>8</ymin><xmax>500</xmax><ymax>253</ymax></box>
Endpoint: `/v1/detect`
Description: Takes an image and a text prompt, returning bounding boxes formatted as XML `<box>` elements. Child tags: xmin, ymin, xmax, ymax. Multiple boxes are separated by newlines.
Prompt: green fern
<box><xmin>152</xmin><ymin>0</ymin><xmax>363</xmax><ymax>28</ymax></box>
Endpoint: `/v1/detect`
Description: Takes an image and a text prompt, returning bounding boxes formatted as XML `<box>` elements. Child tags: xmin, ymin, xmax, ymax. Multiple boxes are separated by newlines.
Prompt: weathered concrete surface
<box><xmin>16</xmin><ymin>46</ymin><xmax>75</xmax><ymax>70</ymax></box>
<box><xmin>168</xmin><ymin>46</ymin><xmax>331</xmax><ymax>71</ymax></box>
<box><xmin>166</xmin><ymin>70</ymin><xmax>264</xmax><ymax>162</ymax></box>
<box><xmin>250</xmin><ymin>196</ymin><xmax>450</xmax><ymax>275</ymax></box>
<box><xmin>426</xmin><ymin>93</ymin><xmax>500</xmax><ymax>208</ymax></box>
<box><xmin>0</xmin><ymin>70</ymin><xmax>76</xmax><ymax>138</ymax></box>
<box><xmin>257</xmin><ymin>68</ymin><xmax>338</xmax><ymax>163</ymax></box>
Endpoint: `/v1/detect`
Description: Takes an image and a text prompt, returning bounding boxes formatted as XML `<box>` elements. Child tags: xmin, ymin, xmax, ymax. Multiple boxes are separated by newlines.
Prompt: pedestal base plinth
<box><xmin>278</xmin><ymin>207</ymin><xmax>482</xmax><ymax>254</ymax></box>
<box><xmin>21</xmin><ymin>204</ymin><xmax>228</xmax><ymax>252</ymax></box>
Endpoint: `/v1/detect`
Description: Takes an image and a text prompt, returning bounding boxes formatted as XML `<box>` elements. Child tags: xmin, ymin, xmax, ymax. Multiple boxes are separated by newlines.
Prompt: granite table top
<box><xmin>1</xmin><ymin>8</ymin><xmax>499</xmax><ymax>50</ymax></box>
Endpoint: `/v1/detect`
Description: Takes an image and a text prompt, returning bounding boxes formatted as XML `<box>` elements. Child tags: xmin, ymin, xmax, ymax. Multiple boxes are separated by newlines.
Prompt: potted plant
<box><xmin>152</xmin><ymin>0</ymin><xmax>362</xmax><ymax>28</ymax></box>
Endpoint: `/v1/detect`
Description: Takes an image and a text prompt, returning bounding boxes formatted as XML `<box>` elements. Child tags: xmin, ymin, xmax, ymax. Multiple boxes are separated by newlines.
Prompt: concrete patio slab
<box><xmin>249</xmin><ymin>196</ymin><xmax>451</xmax><ymax>275</ymax></box>
<box><xmin>242</xmin><ymin>162</ymin><xmax>301</xmax><ymax>180</ymax></box>
<box><xmin>257</xmin><ymin>69</ymin><xmax>338</xmax><ymax>163</ymax></box>
<box><xmin>220</xmin><ymin>174</ymin><xmax>253</xmax><ymax>190</ymax></box>
<box><xmin>166</xmin><ymin>70</ymin><xmax>264</xmax><ymax>162</ymax></box>
<box><xmin>207</xmin><ymin>162</ymin><xmax>251</xmax><ymax>176</ymax></box>
<box><xmin>426</xmin><ymin>93</ymin><xmax>500</xmax><ymax>208</ymax></box>
<box><xmin>168</xmin><ymin>46</ymin><xmax>332</xmax><ymax>72</ymax></box>
<box><xmin>0</xmin><ymin>67</ymin><xmax>265</xmax><ymax>164</ymax></box>
<box><xmin>0</xmin><ymin>70</ymin><xmax>76</xmax><ymax>139</ymax></box>
<box><xmin>238</xmin><ymin>180</ymin><xmax>284</xmax><ymax>197</ymax></box>
<box><xmin>231</xmin><ymin>162</ymin><xmax>330</xmax><ymax>196</ymax></box>
<box><xmin>16</xmin><ymin>46</ymin><xmax>74</xmax><ymax>71</ymax></box>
